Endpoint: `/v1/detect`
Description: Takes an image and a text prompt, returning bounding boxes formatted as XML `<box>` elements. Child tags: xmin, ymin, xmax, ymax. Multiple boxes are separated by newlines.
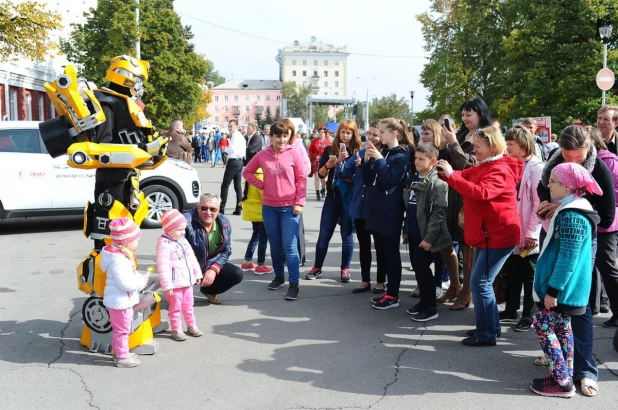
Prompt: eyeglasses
<box><xmin>548</xmin><ymin>179</ymin><xmax>563</xmax><ymax>186</ymax></box>
<box><xmin>200</xmin><ymin>206</ymin><xmax>219</xmax><ymax>212</ymax></box>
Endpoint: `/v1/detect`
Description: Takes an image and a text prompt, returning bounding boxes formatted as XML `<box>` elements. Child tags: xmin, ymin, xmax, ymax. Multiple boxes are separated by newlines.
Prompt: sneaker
<box><xmin>499</xmin><ymin>311</ymin><xmax>519</xmax><ymax>322</ymax></box>
<box><xmin>187</xmin><ymin>326</ymin><xmax>203</xmax><ymax>337</ymax></box>
<box><xmin>241</xmin><ymin>261</ymin><xmax>257</xmax><ymax>272</ymax></box>
<box><xmin>205</xmin><ymin>294</ymin><xmax>222</xmax><ymax>305</ymax></box>
<box><xmin>409</xmin><ymin>286</ymin><xmax>420</xmax><ymax>297</ymax></box>
<box><xmin>515</xmin><ymin>317</ymin><xmax>533</xmax><ymax>332</ymax></box>
<box><xmin>406</xmin><ymin>303</ymin><xmax>423</xmax><ymax>315</ymax></box>
<box><xmin>412</xmin><ymin>307</ymin><xmax>439</xmax><ymax>322</ymax></box>
<box><xmin>285</xmin><ymin>283</ymin><xmax>299</xmax><ymax>300</ymax></box>
<box><xmin>305</xmin><ymin>267</ymin><xmax>322</xmax><ymax>280</ymax></box>
<box><xmin>600</xmin><ymin>297</ymin><xmax>610</xmax><ymax>313</ymax></box>
<box><xmin>171</xmin><ymin>330</ymin><xmax>188</xmax><ymax>341</ymax></box>
<box><xmin>373</xmin><ymin>294</ymin><xmax>400</xmax><ymax>310</ymax></box>
<box><xmin>268</xmin><ymin>276</ymin><xmax>286</xmax><ymax>290</ymax></box>
<box><xmin>435</xmin><ymin>286</ymin><xmax>444</xmax><ymax>298</ymax></box>
<box><xmin>115</xmin><ymin>355</ymin><xmax>141</xmax><ymax>368</ymax></box>
<box><xmin>254</xmin><ymin>265</ymin><xmax>274</xmax><ymax>275</ymax></box>
<box><xmin>232</xmin><ymin>209</ymin><xmax>242</xmax><ymax>216</ymax></box>
<box><xmin>371</xmin><ymin>295</ymin><xmax>383</xmax><ymax>305</ymax></box>
<box><xmin>603</xmin><ymin>316</ymin><xmax>618</xmax><ymax>328</ymax></box>
<box><xmin>340</xmin><ymin>268</ymin><xmax>350</xmax><ymax>283</ymax></box>
<box><xmin>530</xmin><ymin>376</ymin><xmax>575</xmax><ymax>398</ymax></box>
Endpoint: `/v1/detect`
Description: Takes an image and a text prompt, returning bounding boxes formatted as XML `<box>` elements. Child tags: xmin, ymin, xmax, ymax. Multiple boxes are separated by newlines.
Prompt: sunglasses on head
<box><xmin>200</xmin><ymin>206</ymin><xmax>219</xmax><ymax>212</ymax></box>
<box><xmin>475</xmin><ymin>129</ymin><xmax>487</xmax><ymax>138</ymax></box>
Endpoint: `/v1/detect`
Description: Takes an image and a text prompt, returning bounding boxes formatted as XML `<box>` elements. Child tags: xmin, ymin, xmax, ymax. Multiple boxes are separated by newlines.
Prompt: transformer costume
<box><xmin>39</xmin><ymin>55</ymin><xmax>170</xmax><ymax>355</ymax></box>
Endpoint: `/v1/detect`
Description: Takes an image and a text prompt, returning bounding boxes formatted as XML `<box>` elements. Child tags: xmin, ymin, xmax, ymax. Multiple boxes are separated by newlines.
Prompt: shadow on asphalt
<box><xmin>0</xmin><ymin>216</ymin><xmax>83</xmax><ymax>235</ymax></box>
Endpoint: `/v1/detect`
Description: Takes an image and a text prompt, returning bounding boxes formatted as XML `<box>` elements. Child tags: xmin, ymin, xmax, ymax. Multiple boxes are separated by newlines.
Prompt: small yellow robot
<box><xmin>39</xmin><ymin>55</ymin><xmax>170</xmax><ymax>355</ymax></box>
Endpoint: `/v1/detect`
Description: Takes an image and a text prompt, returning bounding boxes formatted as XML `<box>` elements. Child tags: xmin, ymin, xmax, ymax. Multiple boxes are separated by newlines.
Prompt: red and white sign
<box><xmin>597</xmin><ymin>68</ymin><xmax>615</xmax><ymax>91</ymax></box>
<box><xmin>512</xmin><ymin>116</ymin><xmax>552</xmax><ymax>144</ymax></box>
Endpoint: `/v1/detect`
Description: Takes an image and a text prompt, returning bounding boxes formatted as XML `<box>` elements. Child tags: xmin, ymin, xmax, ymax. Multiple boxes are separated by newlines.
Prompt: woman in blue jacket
<box><xmin>363</xmin><ymin>118</ymin><xmax>414</xmax><ymax>309</ymax></box>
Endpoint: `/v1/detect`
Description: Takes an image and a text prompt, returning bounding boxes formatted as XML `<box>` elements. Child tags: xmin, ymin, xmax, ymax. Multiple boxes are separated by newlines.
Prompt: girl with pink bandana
<box><xmin>530</xmin><ymin>163</ymin><xmax>601</xmax><ymax>397</ymax></box>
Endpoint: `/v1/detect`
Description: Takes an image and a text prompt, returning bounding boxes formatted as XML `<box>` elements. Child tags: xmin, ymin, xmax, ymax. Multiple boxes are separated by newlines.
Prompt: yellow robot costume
<box><xmin>39</xmin><ymin>55</ymin><xmax>170</xmax><ymax>355</ymax></box>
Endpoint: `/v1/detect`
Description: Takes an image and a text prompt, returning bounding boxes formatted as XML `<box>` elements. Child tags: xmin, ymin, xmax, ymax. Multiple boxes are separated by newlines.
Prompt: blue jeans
<box><xmin>244</xmin><ymin>222</ymin><xmax>268</xmax><ymax>265</ymax></box>
<box><xmin>470</xmin><ymin>246</ymin><xmax>515</xmax><ymax>342</ymax></box>
<box><xmin>314</xmin><ymin>196</ymin><xmax>354</xmax><ymax>269</ymax></box>
<box><xmin>262</xmin><ymin>206</ymin><xmax>300</xmax><ymax>283</ymax></box>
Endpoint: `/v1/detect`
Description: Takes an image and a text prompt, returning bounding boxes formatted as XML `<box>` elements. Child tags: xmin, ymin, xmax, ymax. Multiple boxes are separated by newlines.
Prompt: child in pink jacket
<box><xmin>156</xmin><ymin>209</ymin><xmax>203</xmax><ymax>341</ymax></box>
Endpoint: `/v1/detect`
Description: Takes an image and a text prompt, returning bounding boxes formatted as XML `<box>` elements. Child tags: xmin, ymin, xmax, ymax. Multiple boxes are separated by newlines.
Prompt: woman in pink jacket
<box><xmin>156</xmin><ymin>209</ymin><xmax>203</xmax><ymax>341</ymax></box>
<box><xmin>243</xmin><ymin>120</ymin><xmax>307</xmax><ymax>301</ymax></box>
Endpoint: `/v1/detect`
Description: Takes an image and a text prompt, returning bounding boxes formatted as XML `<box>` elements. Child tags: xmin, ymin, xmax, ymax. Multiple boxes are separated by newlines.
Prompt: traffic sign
<box><xmin>597</xmin><ymin>68</ymin><xmax>615</xmax><ymax>91</ymax></box>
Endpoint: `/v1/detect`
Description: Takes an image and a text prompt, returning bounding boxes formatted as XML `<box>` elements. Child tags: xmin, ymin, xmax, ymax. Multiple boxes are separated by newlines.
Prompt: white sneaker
<box><xmin>441</xmin><ymin>280</ymin><xmax>451</xmax><ymax>290</ymax></box>
<box><xmin>410</xmin><ymin>286</ymin><xmax>420</xmax><ymax>297</ymax></box>
<box><xmin>436</xmin><ymin>286</ymin><xmax>445</xmax><ymax>298</ymax></box>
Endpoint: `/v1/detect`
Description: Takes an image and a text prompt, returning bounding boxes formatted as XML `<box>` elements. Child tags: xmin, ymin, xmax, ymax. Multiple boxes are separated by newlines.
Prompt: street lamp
<box><xmin>599</xmin><ymin>20</ymin><xmax>613</xmax><ymax>106</ymax></box>
<box><xmin>357</xmin><ymin>76</ymin><xmax>374</xmax><ymax>129</ymax></box>
<box><xmin>410</xmin><ymin>91</ymin><xmax>415</xmax><ymax>126</ymax></box>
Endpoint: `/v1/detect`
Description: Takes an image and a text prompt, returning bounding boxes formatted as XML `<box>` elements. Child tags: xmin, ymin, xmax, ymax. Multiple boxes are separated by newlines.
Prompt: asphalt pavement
<box><xmin>1</xmin><ymin>162</ymin><xmax>617</xmax><ymax>410</ymax></box>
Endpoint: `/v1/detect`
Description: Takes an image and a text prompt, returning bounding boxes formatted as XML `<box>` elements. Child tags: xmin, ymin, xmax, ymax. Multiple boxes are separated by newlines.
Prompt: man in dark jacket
<box><xmin>245</xmin><ymin>121</ymin><xmax>266</xmax><ymax>164</ymax></box>
<box><xmin>184</xmin><ymin>193</ymin><xmax>243</xmax><ymax>304</ymax></box>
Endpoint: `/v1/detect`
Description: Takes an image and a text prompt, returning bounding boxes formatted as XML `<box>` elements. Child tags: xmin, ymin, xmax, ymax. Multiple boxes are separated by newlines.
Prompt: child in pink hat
<box><xmin>101</xmin><ymin>217</ymin><xmax>148</xmax><ymax>368</ymax></box>
<box><xmin>156</xmin><ymin>209</ymin><xmax>203</xmax><ymax>341</ymax></box>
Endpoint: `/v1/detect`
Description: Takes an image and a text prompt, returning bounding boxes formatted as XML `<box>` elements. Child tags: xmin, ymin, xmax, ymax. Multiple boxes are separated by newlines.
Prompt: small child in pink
<box><xmin>157</xmin><ymin>209</ymin><xmax>203</xmax><ymax>341</ymax></box>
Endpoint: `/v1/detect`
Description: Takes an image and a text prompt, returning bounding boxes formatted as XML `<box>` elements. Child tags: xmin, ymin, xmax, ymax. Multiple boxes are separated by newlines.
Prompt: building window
<box><xmin>224</xmin><ymin>95</ymin><xmax>228</xmax><ymax>101</ymax></box>
<box><xmin>257</xmin><ymin>96</ymin><xmax>261</xmax><ymax>101</ymax></box>
<box><xmin>335</xmin><ymin>92</ymin><xmax>339</xmax><ymax>96</ymax></box>
<box><xmin>292</xmin><ymin>60</ymin><xmax>296</xmax><ymax>65</ymax></box>
<box><xmin>302</xmin><ymin>60</ymin><xmax>307</xmax><ymax>65</ymax></box>
<box><xmin>324</xmin><ymin>81</ymin><xmax>328</xmax><ymax>87</ymax></box>
<box><xmin>302</xmin><ymin>70</ymin><xmax>306</xmax><ymax>76</ymax></box>
<box><xmin>225</xmin><ymin>117</ymin><xmax>229</xmax><ymax>122</ymax></box>
<box><xmin>324</xmin><ymin>60</ymin><xmax>328</xmax><ymax>66</ymax></box>
<box><xmin>215</xmin><ymin>106</ymin><xmax>219</xmax><ymax>112</ymax></box>
<box><xmin>246</xmin><ymin>95</ymin><xmax>250</xmax><ymax>101</ymax></box>
<box><xmin>9</xmin><ymin>90</ymin><xmax>17</xmax><ymax>120</ymax></box>
<box><xmin>26</xmin><ymin>94</ymin><xmax>32</xmax><ymax>120</ymax></box>
<box><xmin>215</xmin><ymin>117</ymin><xmax>219</xmax><ymax>122</ymax></box>
<box><xmin>313</xmin><ymin>60</ymin><xmax>318</xmax><ymax>66</ymax></box>
<box><xmin>313</xmin><ymin>70</ymin><xmax>318</xmax><ymax>77</ymax></box>
<box><xmin>246</xmin><ymin>116</ymin><xmax>250</xmax><ymax>123</ymax></box>
<box><xmin>246</xmin><ymin>106</ymin><xmax>249</xmax><ymax>112</ymax></box>
<box><xmin>302</xmin><ymin>81</ymin><xmax>307</xmax><ymax>87</ymax></box>
<box><xmin>335</xmin><ymin>71</ymin><xmax>339</xmax><ymax>77</ymax></box>
<box><xmin>38</xmin><ymin>96</ymin><xmax>44</xmax><ymax>121</ymax></box>
<box><xmin>225</xmin><ymin>106</ymin><xmax>228</xmax><ymax>111</ymax></box>
<box><xmin>324</xmin><ymin>71</ymin><xmax>328</xmax><ymax>77</ymax></box>
<box><xmin>234</xmin><ymin>95</ymin><xmax>238</xmax><ymax>101</ymax></box>
<box><xmin>335</xmin><ymin>61</ymin><xmax>340</xmax><ymax>66</ymax></box>
<box><xmin>266</xmin><ymin>95</ymin><xmax>270</xmax><ymax>101</ymax></box>
<box><xmin>276</xmin><ymin>95</ymin><xmax>281</xmax><ymax>100</ymax></box>
<box><xmin>292</xmin><ymin>70</ymin><xmax>296</xmax><ymax>76</ymax></box>
<box><xmin>215</xmin><ymin>96</ymin><xmax>218</xmax><ymax>101</ymax></box>
<box><xmin>335</xmin><ymin>81</ymin><xmax>339</xmax><ymax>87</ymax></box>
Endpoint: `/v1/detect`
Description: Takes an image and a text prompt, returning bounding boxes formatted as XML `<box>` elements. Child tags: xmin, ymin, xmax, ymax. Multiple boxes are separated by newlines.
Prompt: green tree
<box><xmin>311</xmin><ymin>105</ymin><xmax>329</xmax><ymax>127</ymax></box>
<box><xmin>61</xmin><ymin>0</ymin><xmax>218</xmax><ymax>130</ymax></box>
<box><xmin>369</xmin><ymin>94</ymin><xmax>411</xmax><ymax>124</ymax></box>
<box><xmin>335</xmin><ymin>107</ymin><xmax>346</xmax><ymax>122</ymax></box>
<box><xmin>0</xmin><ymin>1</ymin><xmax>62</xmax><ymax>61</ymax></box>
<box><xmin>264</xmin><ymin>105</ymin><xmax>274</xmax><ymax>125</ymax></box>
<box><xmin>254</xmin><ymin>111</ymin><xmax>263</xmax><ymax>128</ymax></box>
<box><xmin>274</xmin><ymin>106</ymin><xmax>281</xmax><ymax>121</ymax></box>
<box><xmin>281</xmin><ymin>81</ymin><xmax>311</xmax><ymax>119</ymax></box>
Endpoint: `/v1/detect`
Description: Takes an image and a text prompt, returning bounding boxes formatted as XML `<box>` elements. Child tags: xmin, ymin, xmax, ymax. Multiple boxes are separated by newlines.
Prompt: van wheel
<box><xmin>141</xmin><ymin>185</ymin><xmax>179</xmax><ymax>228</ymax></box>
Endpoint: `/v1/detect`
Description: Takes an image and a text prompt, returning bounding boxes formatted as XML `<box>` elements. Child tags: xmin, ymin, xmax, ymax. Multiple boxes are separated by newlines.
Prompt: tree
<box><xmin>274</xmin><ymin>106</ymin><xmax>281</xmax><ymax>121</ymax></box>
<box><xmin>311</xmin><ymin>105</ymin><xmax>329</xmax><ymax>127</ymax></box>
<box><xmin>0</xmin><ymin>1</ymin><xmax>62</xmax><ymax>61</ymax></box>
<box><xmin>335</xmin><ymin>107</ymin><xmax>346</xmax><ymax>122</ymax></box>
<box><xmin>281</xmin><ymin>81</ymin><xmax>311</xmax><ymax>119</ymax></box>
<box><xmin>254</xmin><ymin>111</ymin><xmax>263</xmax><ymax>128</ymax></box>
<box><xmin>61</xmin><ymin>0</ymin><xmax>216</xmax><ymax>130</ymax></box>
<box><xmin>369</xmin><ymin>94</ymin><xmax>411</xmax><ymax>124</ymax></box>
<box><xmin>264</xmin><ymin>105</ymin><xmax>274</xmax><ymax>125</ymax></box>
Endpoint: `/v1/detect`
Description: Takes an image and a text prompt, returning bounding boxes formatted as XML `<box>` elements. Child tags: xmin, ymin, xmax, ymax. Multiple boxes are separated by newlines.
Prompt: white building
<box><xmin>276</xmin><ymin>37</ymin><xmax>350</xmax><ymax>97</ymax></box>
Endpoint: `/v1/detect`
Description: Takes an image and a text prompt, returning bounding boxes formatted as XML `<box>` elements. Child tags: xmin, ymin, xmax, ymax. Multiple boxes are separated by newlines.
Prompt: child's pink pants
<box><xmin>165</xmin><ymin>286</ymin><xmax>196</xmax><ymax>331</ymax></box>
<box><xmin>109</xmin><ymin>307</ymin><xmax>133</xmax><ymax>358</ymax></box>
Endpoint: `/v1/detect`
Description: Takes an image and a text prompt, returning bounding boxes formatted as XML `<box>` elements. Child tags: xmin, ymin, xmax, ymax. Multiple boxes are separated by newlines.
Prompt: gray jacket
<box><xmin>412</xmin><ymin>168</ymin><xmax>452</xmax><ymax>252</ymax></box>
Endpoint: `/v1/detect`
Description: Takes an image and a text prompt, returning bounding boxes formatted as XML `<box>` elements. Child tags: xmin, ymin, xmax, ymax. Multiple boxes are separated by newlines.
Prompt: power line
<box><xmin>176</xmin><ymin>11</ymin><xmax>426</xmax><ymax>60</ymax></box>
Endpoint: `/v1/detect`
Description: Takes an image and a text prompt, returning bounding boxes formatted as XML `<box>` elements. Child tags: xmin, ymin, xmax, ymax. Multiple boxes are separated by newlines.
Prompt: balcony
<box><xmin>232</xmin><ymin>107</ymin><xmax>240</xmax><ymax>115</ymax></box>
<box><xmin>255</xmin><ymin>105</ymin><xmax>264</xmax><ymax>115</ymax></box>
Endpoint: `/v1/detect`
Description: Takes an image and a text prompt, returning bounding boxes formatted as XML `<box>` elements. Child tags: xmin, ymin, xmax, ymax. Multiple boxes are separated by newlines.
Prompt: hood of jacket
<box><xmin>100</xmin><ymin>246</ymin><xmax>124</xmax><ymax>272</ymax></box>
<box><xmin>541</xmin><ymin>145</ymin><xmax>597</xmax><ymax>188</ymax></box>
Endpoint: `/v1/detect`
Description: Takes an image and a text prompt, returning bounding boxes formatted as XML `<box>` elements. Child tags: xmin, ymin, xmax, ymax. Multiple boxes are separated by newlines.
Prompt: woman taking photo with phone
<box><xmin>306</xmin><ymin>120</ymin><xmax>362</xmax><ymax>283</ymax></box>
<box><xmin>365</xmin><ymin>118</ymin><xmax>414</xmax><ymax>310</ymax></box>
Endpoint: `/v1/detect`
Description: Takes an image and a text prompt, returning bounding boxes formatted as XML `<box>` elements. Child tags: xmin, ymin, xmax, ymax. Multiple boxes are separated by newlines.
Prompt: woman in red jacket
<box><xmin>437</xmin><ymin>126</ymin><xmax>523</xmax><ymax>346</ymax></box>
<box><xmin>308</xmin><ymin>128</ymin><xmax>331</xmax><ymax>201</ymax></box>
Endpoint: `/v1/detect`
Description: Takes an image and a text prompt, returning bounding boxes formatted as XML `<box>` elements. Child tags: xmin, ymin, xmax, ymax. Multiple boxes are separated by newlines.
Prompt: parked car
<box><xmin>0</xmin><ymin>121</ymin><xmax>201</xmax><ymax>228</ymax></box>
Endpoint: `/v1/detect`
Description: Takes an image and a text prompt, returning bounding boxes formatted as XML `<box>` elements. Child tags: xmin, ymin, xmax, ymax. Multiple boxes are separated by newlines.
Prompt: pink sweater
<box><xmin>156</xmin><ymin>235</ymin><xmax>202</xmax><ymax>292</ymax></box>
<box><xmin>243</xmin><ymin>145</ymin><xmax>307</xmax><ymax>207</ymax></box>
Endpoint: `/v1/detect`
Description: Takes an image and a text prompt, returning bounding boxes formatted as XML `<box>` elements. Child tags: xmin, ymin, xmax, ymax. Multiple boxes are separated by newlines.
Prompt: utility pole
<box><xmin>135</xmin><ymin>0</ymin><xmax>140</xmax><ymax>59</ymax></box>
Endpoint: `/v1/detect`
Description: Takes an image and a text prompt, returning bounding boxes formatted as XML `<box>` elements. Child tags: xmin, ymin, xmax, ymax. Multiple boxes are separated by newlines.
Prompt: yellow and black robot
<box><xmin>39</xmin><ymin>55</ymin><xmax>170</xmax><ymax>355</ymax></box>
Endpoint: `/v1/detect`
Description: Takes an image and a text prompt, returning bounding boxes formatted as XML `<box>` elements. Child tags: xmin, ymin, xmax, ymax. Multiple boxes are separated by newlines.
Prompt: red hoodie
<box><xmin>442</xmin><ymin>155</ymin><xmax>523</xmax><ymax>248</ymax></box>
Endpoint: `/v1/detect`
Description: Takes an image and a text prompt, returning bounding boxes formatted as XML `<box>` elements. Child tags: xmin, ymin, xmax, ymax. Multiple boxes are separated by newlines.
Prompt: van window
<box><xmin>0</xmin><ymin>129</ymin><xmax>42</xmax><ymax>153</ymax></box>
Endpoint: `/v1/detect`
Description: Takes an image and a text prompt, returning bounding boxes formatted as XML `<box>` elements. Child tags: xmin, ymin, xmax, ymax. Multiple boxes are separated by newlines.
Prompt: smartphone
<box><xmin>339</xmin><ymin>143</ymin><xmax>347</xmax><ymax>152</ymax></box>
<box><xmin>444</xmin><ymin>119</ymin><xmax>452</xmax><ymax>132</ymax></box>
<box><xmin>329</xmin><ymin>155</ymin><xmax>337</xmax><ymax>161</ymax></box>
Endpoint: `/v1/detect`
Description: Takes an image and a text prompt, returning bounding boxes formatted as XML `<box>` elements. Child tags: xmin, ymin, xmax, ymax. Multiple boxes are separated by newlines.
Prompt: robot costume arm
<box><xmin>155</xmin><ymin>236</ymin><xmax>174</xmax><ymax>292</ymax></box>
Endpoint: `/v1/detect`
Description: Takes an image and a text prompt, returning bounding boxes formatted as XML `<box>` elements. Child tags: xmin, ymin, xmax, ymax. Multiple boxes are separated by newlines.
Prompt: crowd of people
<box><xmin>102</xmin><ymin>101</ymin><xmax>618</xmax><ymax>398</ymax></box>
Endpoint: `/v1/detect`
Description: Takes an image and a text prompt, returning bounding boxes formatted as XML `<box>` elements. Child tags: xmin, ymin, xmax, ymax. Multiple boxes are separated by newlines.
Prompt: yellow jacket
<box><xmin>242</xmin><ymin>169</ymin><xmax>263</xmax><ymax>222</ymax></box>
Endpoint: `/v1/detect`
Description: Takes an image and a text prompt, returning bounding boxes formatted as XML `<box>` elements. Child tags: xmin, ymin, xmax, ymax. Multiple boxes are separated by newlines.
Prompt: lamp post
<box><xmin>410</xmin><ymin>91</ymin><xmax>415</xmax><ymax>126</ymax></box>
<box><xmin>135</xmin><ymin>0</ymin><xmax>140</xmax><ymax>59</ymax></box>
<box><xmin>357</xmin><ymin>76</ymin><xmax>374</xmax><ymax>129</ymax></box>
<box><xmin>599</xmin><ymin>21</ymin><xmax>613</xmax><ymax>106</ymax></box>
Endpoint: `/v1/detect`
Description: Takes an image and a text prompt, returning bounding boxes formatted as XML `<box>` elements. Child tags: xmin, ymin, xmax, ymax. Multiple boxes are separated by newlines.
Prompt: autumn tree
<box><xmin>61</xmin><ymin>0</ymin><xmax>219</xmax><ymax>129</ymax></box>
<box><xmin>0</xmin><ymin>1</ymin><xmax>62</xmax><ymax>61</ymax></box>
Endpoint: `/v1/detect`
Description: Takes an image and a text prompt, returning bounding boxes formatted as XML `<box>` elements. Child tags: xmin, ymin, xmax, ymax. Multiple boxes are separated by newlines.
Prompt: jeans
<box><xmin>220</xmin><ymin>158</ymin><xmax>243</xmax><ymax>212</ymax></box>
<box><xmin>314</xmin><ymin>196</ymin><xmax>354</xmax><ymax>269</ymax></box>
<box><xmin>571</xmin><ymin>305</ymin><xmax>598</xmax><ymax>381</ymax></box>
<box><xmin>504</xmin><ymin>253</ymin><xmax>538</xmax><ymax>318</ymax></box>
<box><xmin>409</xmin><ymin>229</ymin><xmax>436</xmax><ymax>308</ymax></box>
<box><xmin>470</xmin><ymin>246</ymin><xmax>515</xmax><ymax>342</ymax></box>
<box><xmin>262</xmin><ymin>205</ymin><xmax>301</xmax><ymax>283</ymax></box>
<box><xmin>375</xmin><ymin>234</ymin><xmax>402</xmax><ymax>298</ymax></box>
<box><xmin>199</xmin><ymin>263</ymin><xmax>243</xmax><ymax>296</ymax></box>
<box><xmin>593</xmin><ymin>232</ymin><xmax>618</xmax><ymax>317</ymax></box>
<box><xmin>355</xmin><ymin>218</ymin><xmax>386</xmax><ymax>283</ymax></box>
<box><xmin>201</xmin><ymin>145</ymin><xmax>209</xmax><ymax>162</ymax></box>
<box><xmin>244</xmin><ymin>222</ymin><xmax>268</xmax><ymax>265</ymax></box>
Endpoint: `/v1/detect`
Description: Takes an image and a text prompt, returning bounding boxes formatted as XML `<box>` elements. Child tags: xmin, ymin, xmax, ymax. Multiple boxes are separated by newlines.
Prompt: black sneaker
<box><xmin>267</xmin><ymin>276</ymin><xmax>285</xmax><ymax>290</ymax></box>
<box><xmin>530</xmin><ymin>376</ymin><xmax>575</xmax><ymax>398</ymax></box>
<box><xmin>600</xmin><ymin>297</ymin><xmax>610</xmax><ymax>313</ymax></box>
<box><xmin>371</xmin><ymin>295</ymin><xmax>384</xmax><ymax>305</ymax></box>
<box><xmin>305</xmin><ymin>267</ymin><xmax>322</xmax><ymax>280</ymax></box>
<box><xmin>603</xmin><ymin>316</ymin><xmax>618</xmax><ymax>328</ymax></box>
<box><xmin>232</xmin><ymin>209</ymin><xmax>242</xmax><ymax>216</ymax></box>
<box><xmin>412</xmin><ymin>307</ymin><xmax>439</xmax><ymax>322</ymax></box>
<box><xmin>406</xmin><ymin>304</ymin><xmax>423</xmax><ymax>315</ymax></box>
<box><xmin>372</xmin><ymin>294</ymin><xmax>399</xmax><ymax>310</ymax></box>
<box><xmin>285</xmin><ymin>283</ymin><xmax>299</xmax><ymax>300</ymax></box>
<box><xmin>499</xmin><ymin>311</ymin><xmax>519</xmax><ymax>322</ymax></box>
<box><xmin>515</xmin><ymin>317</ymin><xmax>533</xmax><ymax>332</ymax></box>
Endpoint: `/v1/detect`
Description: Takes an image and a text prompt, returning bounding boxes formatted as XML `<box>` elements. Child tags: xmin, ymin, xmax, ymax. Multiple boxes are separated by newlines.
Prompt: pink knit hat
<box><xmin>109</xmin><ymin>217</ymin><xmax>142</xmax><ymax>245</ymax></box>
<box><xmin>552</xmin><ymin>163</ymin><xmax>603</xmax><ymax>197</ymax></box>
<box><xmin>161</xmin><ymin>209</ymin><xmax>187</xmax><ymax>235</ymax></box>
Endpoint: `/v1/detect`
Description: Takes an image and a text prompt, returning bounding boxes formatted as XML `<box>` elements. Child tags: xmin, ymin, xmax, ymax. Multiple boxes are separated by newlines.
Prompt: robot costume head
<box><xmin>105</xmin><ymin>55</ymin><xmax>150</xmax><ymax>99</ymax></box>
